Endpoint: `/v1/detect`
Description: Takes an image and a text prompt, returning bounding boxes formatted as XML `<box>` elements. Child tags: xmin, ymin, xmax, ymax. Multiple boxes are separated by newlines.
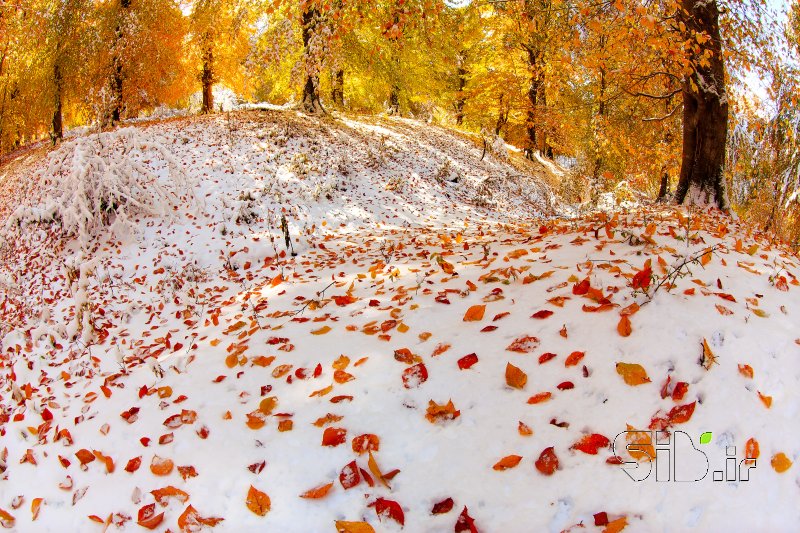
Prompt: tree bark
<box><xmin>388</xmin><ymin>84</ymin><xmax>400</xmax><ymax>115</ymax></box>
<box><xmin>110</xmin><ymin>0</ymin><xmax>131</xmax><ymax>125</ymax></box>
<box><xmin>52</xmin><ymin>62</ymin><xmax>63</xmax><ymax>142</ymax></box>
<box><xmin>657</xmin><ymin>169</ymin><xmax>669</xmax><ymax>200</ymax></box>
<box><xmin>526</xmin><ymin>47</ymin><xmax>547</xmax><ymax>159</ymax></box>
<box><xmin>455</xmin><ymin>50</ymin><xmax>467</xmax><ymax>126</ymax></box>
<box><xmin>674</xmin><ymin>0</ymin><xmax>729</xmax><ymax>210</ymax></box>
<box><xmin>301</xmin><ymin>4</ymin><xmax>323</xmax><ymax>114</ymax></box>
<box><xmin>201</xmin><ymin>42</ymin><xmax>214</xmax><ymax>114</ymax></box>
<box><xmin>332</xmin><ymin>69</ymin><xmax>344</xmax><ymax>107</ymax></box>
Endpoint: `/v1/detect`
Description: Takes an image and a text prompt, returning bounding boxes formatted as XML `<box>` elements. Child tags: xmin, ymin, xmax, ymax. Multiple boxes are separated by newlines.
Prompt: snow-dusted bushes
<box><xmin>5</xmin><ymin>127</ymin><xmax>198</xmax><ymax>247</ymax></box>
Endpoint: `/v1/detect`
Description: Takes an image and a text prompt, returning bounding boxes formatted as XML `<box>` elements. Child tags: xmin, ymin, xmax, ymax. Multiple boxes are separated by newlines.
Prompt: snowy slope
<box><xmin>0</xmin><ymin>111</ymin><xmax>798</xmax><ymax>533</ymax></box>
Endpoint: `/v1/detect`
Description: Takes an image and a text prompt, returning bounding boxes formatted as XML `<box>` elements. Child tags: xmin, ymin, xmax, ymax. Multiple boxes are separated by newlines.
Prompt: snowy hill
<box><xmin>0</xmin><ymin>111</ymin><xmax>798</xmax><ymax>532</ymax></box>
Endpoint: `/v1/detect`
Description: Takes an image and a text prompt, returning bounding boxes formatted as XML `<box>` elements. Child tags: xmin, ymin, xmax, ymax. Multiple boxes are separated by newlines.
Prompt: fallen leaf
<box><xmin>535</xmin><ymin>447</ymin><xmax>559</xmax><ymax>475</ymax></box>
<box><xmin>374</xmin><ymin>498</ymin><xmax>404</xmax><ymax>526</ymax></box>
<box><xmin>505</xmin><ymin>363</ymin><xmax>527</xmax><ymax>389</ymax></box>
<box><xmin>506</xmin><ymin>336</ymin><xmax>540</xmax><ymax>353</ymax></box>
<box><xmin>571</xmin><ymin>434</ymin><xmax>610</xmax><ymax>455</ymax></box>
<box><xmin>300</xmin><ymin>482</ymin><xmax>334</xmax><ymax>499</ymax></box>
<box><xmin>771</xmin><ymin>452</ymin><xmax>793</xmax><ymax>473</ymax></box>
<box><xmin>492</xmin><ymin>455</ymin><xmax>523</xmax><ymax>470</ymax></box>
<box><xmin>463</xmin><ymin>305</ymin><xmax>486</xmax><ymax>322</ymax></box>
<box><xmin>617</xmin><ymin>316</ymin><xmax>632</xmax><ymax>337</ymax></box>
<box><xmin>245</xmin><ymin>486</ymin><xmax>271</xmax><ymax>516</ymax></box>
<box><xmin>335</xmin><ymin>521</ymin><xmax>375</xmax><ymax>533</ymax></box>
<box><xmin>616</xmin><ymin>362</ymin><xmax>650</xmax><ymax>386</ymax></box>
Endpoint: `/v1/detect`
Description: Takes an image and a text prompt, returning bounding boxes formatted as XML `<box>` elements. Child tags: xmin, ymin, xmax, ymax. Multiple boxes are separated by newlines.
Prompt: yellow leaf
<box><xmin>615</xmin><ymin>363</ymin><xmax>650</xmax><ymax>386</ymax></box>
<box><xmin>367</xmin><ymin>452</ymin><xmax>389</xmax><ymax>488</ymax></box>
<box><xmin>312</xmin><ymin>326</ymin><xmax>331</xmax><ymax>335</ymax></box>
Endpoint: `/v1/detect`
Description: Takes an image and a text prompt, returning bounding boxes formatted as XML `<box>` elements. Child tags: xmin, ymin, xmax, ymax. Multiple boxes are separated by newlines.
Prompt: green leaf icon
<box><xmin>700</xmin><ymin>432</ymin><xmax>712</xmax><ymax>444</ymax></box>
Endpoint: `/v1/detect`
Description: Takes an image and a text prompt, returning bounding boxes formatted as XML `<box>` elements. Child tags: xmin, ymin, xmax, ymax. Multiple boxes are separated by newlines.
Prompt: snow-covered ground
<box><xmin>0</xmin><ymin>111</ymin><xmax>798</xmax><ymax>532</ymax></box>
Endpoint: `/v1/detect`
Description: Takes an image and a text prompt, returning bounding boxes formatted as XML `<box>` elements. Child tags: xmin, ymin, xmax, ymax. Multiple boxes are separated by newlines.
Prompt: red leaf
<box><xmin>339</xmin><ymin>461</ymin><xmax>361</xmax><ymax>489</ymax></box>
<box><xmin>564</xmin><ymin>351</ymin><xmax>585</xmax><ymax>367</ymax></box>
<box><xmin>431</xmin><ymin>497</ymin><xmax>454</xmax><ymax>515</ymax></box>
<box><xmin>457</xmin><ymin>353</ymin><xmax>478</xmax><ymax>369</ymax></box>
<box><xmin>667</xmin><ymin>401</ymin><xmax>696</xmax><ymax>424</ymax></box>
<box><xmin>573</xmin><ymin>278</ymin><xmax>590</xmax><ymax>295</ymax></box>
<box><xmin>531</xmin><ymin>310</ymin><xmax>554</xmax><ymax>319</ymax></box>
<box><xmin>455</xmin><ymin>506</ymin><xmax>478</xmax><ymax>533</ymax></box>
<box><xmin>374</xmin><ymin>498</ymin><xmax>404</xmax><ymax>526</ymax></box>
<box><xmin>556</xmin><ymin>381</ymin><xmax>574</xmax><ymax>390</ymax></box>
<box><xmin>571</xmin><ymin>433</ymin><xmax>610</xmax><ymax>455</ymax></box>
<box><xmin>538</xmin><ymin>352</ymin><xmax>557</xmax><ymax>364</ymax></box>
<box><xmin>402</xmin><ymin>363</ymin><xmax>428</xmax><ymax>389</ymax></box>
<box><xmin>672</xmin><ymin>382</ymin><xmax>689</xmax><ymax>401</ymax></box>
<box><xmin>535</xmin><ymin>447</ymin><xmax>559</xmax><ymax>475</ymax></box>
<box><xmin>632</xmin><ymin>266</ymin><xmax>652</xmax><ymax>290</ymax></box>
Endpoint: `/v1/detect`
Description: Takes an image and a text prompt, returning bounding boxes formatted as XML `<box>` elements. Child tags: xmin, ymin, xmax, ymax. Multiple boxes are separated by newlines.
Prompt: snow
<box><xmin>0</xmin><ymin>110</ymin><xmax>798</xmax><ymax>532</ymax></box>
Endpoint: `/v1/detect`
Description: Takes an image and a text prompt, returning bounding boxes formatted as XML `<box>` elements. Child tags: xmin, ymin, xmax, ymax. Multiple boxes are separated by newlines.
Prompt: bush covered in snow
<box><xmin>5</xmin><ymin>127</ymin><xmax>198</xmax><ymax>247</ymax></box>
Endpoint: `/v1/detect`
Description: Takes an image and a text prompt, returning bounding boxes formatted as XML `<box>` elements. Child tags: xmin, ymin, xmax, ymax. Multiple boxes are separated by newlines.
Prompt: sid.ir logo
<box><xmin>611</xmin><ymin>430</ymin><xmax>757</xmax><ymax>482</ymax></box>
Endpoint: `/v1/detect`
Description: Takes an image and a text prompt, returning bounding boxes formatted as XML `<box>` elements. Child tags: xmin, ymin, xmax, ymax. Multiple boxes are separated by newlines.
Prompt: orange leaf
<box><xmin>300</xmin><ymin>482</ymin><xmax>334</xmax><ymax>499</ymax></box>
<box><xmin>564</xmin><ymin>351</ymin><xmax>585</xmax><ymax>367</ymax></box>
<box><xmin>137</xmin><ymin>503</ymin><xmax>164</xmax><ymax>530</ymax></box>
<box><xmin>368</xmin><ymin>451</ymin><xmax>390</xmax><ymax>488</ymax></box>
<box><xmin>352</xmin><ymin>434</ymin><xmax>380</xmax><ymax>455</ymax></box>
<box><xmin>518</xmin><ymin>421</ymin><xmax>533</xmax><ymax>436</ymax></box>
<box><xmin>506</xmin><ymin>335</ymin><xmax>540</xmax><ymax>353</ymax></box>
<box><xmin>505</xmin><ymin>363</ymin><xmax>527</xmax><ymax>389</ymax></box>
<box><xmin>311</xmin><ymin>326</ymin><xmax>331</xmax><ymax>335</ymax></box>
<box><xmin>758</xmin><ymin>391</ymin><xmax>772</xmax><ymax>408</ymax></box>
<box><xmin>771</xmin><ymin>452</ymin><xmax>793</xmax><ymax>473</ymax></box>
<box><xmin>259</xmin><ymin>397</ymin><xmax>278</xmax><ymax>415</ymax></box>
<box><xmin>617</xmin><ymin>316</ymin><xmax>632</xmax><ymax>337</ymax></box>
<box><xmin>738</xmin><ymin>364</ymin><xmax>754</xmax><ymax>379</ymax></box>
<box><xmin>150</xmin><ymin>455</ymin><xmax>174</xmax><ymax>476</ymax></box>
<box><xmin>425</xmin><ymin>399</ymin><xmax>460</xmax><ymax>423</ymax></box>
<box><xmin>492</xmin><ymin>455</ymin><xmax>522</xmax><ymax>471</ymax></box>
<box><xmin>745</xmin><ymin>438</ymin><xmax>759</xmax><ymax>465</ymax></box>
<box><xmin>526</xmin><ymin>392</ymin><xmax>552</xmax><ymax>404</ymax></box>
<box><xmin>75</xmin><ymin>449</ymin><xmax>95</xmax><ymax>466</ymax></box>
<box><xmin>246</xmin><ymin>486</ymin><xmax>271</xmax><ymax>516</ymax></box>
<box><xmin>177</xmin><ymin>505</ymin><xmax>223</xmax><ymax>531</ymax></box>
<box><xmin>30</xmin><ymin>498</ymin><xmax>42</xmax><ymax>521</ymax></box>
<box><xmin>322</xmin><ymin>427</ymin><xmax>347</xmax><ymax>447</ymax></box>
<box><xmin>151</xmin><ymin>486</ymin><xmax>189</xmax><ymax>506</ymax></box>
<box><xmin>604</xmin><ymin>516</ymin><xmax>628</xmax><ymax>533</ymax></box>
<box><xmin>463</xmin><ymin>305</ymin><xmax>486</xmax><ymax>322</ymax></box>
<box><xmin>335</xmin><ymin>521</ymin><xmax>376</xmax><ymax>533</ymax></box>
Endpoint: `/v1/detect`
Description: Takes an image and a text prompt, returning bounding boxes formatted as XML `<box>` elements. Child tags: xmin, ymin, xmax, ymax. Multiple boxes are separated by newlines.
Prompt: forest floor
<box><xmin>0</xmin><ymin>109</ymin><xmax>798</xmax><ymax>532</ymax></box>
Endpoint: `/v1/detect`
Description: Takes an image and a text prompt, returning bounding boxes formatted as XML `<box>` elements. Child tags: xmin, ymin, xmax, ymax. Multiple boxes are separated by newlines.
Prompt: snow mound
<box><xmin>0</xmin><ymin>112</ymin><xmax>798</xmax><ymax>532</ymax></box>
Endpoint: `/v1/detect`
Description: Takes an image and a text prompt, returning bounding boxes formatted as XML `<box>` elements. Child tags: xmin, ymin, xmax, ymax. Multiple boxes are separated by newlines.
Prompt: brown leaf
<box><xmin>505</xmin><ymin>363</ymin><xmax>527</xmax><ymax>389</ymax></box>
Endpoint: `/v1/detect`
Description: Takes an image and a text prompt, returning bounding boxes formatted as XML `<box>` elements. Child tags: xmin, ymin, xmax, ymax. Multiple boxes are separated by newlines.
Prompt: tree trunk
<box><xmin>674</xmin><ymin>0</ymin><xmax>729</xmax><ymax>210</ymax></box>
<box><xmin>455</xmin><ymin>51</ymin><xmax>467</xmax><ymax>126</ymax></box>
<box><xmin>332</xmin><ymin>69</ymin><xmax>344</xmax><ymax>107</ymax></box>
<box><xmin>388</xmin><ymin>84</ymin><xmax>400</xmax><ymax>115</ymax></box>
<box><xmin>201</xmin><ymin>42</ymin><xmax>214</xmax><ymax>114</ymax></box>
<box><xmin>657</xmin><ymin>169</ymin><xmax>669</xmax><ymax>200</ymax></box>
<box><xmin>301</xmin><ymin>4</ymin><xmax>323</xmax><ymax>114</ymax></box>
<box><xmin>110</xmin><ymin>0</ymin><xmax>131</xmax><ymax>125</ymax></box>
<box><xmin>52</xmin><ymin>62</ymin><xmax>63</xmax><ymax>143</ymax></box>
<box><xmin>526</xmin><ymin>47</ymin><xmax>546</xmax><ymax>159</ymax></box>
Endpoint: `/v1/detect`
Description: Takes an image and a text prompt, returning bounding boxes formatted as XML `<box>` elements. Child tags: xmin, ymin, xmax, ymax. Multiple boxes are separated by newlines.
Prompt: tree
<box><xmin>673</xmin><ymin>0</ymin><xmax>729</xmax><ymax>209</ymax></box>
<box><xmin>188</xmin><ymin>0</ymin><xmax>255</xmax><ymax>114</ymax></box>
